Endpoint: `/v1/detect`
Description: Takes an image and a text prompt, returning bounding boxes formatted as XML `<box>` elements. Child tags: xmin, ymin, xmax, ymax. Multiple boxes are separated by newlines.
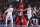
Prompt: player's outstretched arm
<box><xmin>23</xmin><ymin>8</ymin><xmax>28</xmax><ymax>11</ymax></box>
<box><xmin>4</xmin><ymin>9</ymin><xmax>9</xmax><ymax>14</ymax></box>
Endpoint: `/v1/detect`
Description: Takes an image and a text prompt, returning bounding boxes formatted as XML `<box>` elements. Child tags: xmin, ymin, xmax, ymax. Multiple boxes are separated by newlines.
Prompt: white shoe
<box><xmin>6</xmin><ymin>24</ymin><xmax>7</xmax><ymax>26</ymax></box>
<box><xmin>27</xmin><ymin>23</ymin><xmax>28</xmax><ymax>27</ymax></box>
<box><xmin>12</xmin><ymin>24</ymin><xmax>13</xmax><ymax>26</ymax></box>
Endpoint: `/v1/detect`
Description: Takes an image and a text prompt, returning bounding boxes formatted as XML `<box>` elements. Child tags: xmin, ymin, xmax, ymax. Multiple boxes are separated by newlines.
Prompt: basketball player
<box><xmin>23</xmin><ymin>5</ymin><xmax>32</xmax><ymax>27</ymax></box>
<box><xmin>4</xmin><ymin>5</ymin><xmax>13</xmax><ymax>26</ymax></box>
<box><xmin>33</xmin><ymin>7</ymin><xmax>38</xmax><ymax>25</ymax></box>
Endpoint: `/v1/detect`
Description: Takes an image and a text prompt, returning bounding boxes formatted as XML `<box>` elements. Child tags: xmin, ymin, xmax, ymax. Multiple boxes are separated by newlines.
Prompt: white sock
<box><xmin>27</xmin><ymin>21</ymin><xmax>29</xmax><ymax>26</ymax></box>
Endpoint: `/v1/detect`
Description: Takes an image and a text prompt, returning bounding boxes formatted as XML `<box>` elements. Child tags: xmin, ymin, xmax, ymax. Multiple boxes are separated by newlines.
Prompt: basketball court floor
<box><xmin>0</xmin><ymin>24</ymin><xmax>27</xmax><ymax>27</ymax></box>
<box><xmin>0</xmin><ymin>24</ymin><xmax>40</xmax><ymax>27</ymax></box>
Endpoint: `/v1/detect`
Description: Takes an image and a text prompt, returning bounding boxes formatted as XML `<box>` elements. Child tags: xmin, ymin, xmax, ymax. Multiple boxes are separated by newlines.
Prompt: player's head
<box><xmin>34</xmin><ymin>6</ymin><xmax>36</xmax><ymax>10</ymax></box>
<box><xmin>9</xmin><ymin>5</ymin><xmax>12</xmax><ymax>8</ymax></box>
<box><xmin>28</xmin><ymin>5</ymin><xmax>30</xmax><ymax>8</ymax></box>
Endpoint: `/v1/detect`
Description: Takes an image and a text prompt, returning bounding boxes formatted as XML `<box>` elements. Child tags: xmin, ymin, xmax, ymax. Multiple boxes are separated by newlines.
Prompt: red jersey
<box><xmin>3</xmin><ymin>15</ymin><xmax>6</xmax><ymax>19</ymax></box>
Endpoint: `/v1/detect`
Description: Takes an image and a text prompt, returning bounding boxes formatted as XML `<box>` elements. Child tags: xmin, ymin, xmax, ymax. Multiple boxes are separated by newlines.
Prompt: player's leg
<box><xmin>36</xmin><ymin>19</ymin><xmax>37</xmax><ymax>25</ymax></box>
<box><xmin>27</xmin><ymin>14</ymin><xmax>32</xmax><ymax>27</ymax></box>
<box><xmin>29</xmin><ymin>15</ymin><xmax>32</xmax><ymax>27</ymax></box>
<box><xmin>19</xmin><ymin>16</ymin><xmax>22</xmax><ymax>25</ymax></box>
<box><xmin>6</xmin><ymin>14</ymin><xmax>9</xmax><ymax>26</ymax></box>
<box><xmin>27</xmin><ymin>14</ymin><xmax>30</xmax><ymax>26</ymax></box>
<box><xmin>10</xmin><ymin>15</ymin><xmax>13</xmax><ymax>26</ymax></box>
<box><xmin>33</xmin><ymin>19</ymin><xmax>35</xmax><ymax>24</ymax></box>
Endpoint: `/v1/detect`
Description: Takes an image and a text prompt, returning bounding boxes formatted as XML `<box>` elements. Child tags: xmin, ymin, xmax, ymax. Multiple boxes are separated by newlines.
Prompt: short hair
<box><xmin>9</xmin><ymin>5</ymin><xmax>12</xmax><ymax>7</ymax></box>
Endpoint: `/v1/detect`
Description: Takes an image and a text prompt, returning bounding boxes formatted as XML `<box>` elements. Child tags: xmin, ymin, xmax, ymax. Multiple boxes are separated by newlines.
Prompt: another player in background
<box><xmin>4</xmin><ymin>5</ymin><xmax>13</xmax><ymax>26</ymax></box>
<box><xmin>33</xmin><ymin>7</ymin><xmax>38</xmax><ymax>25</ymax></box>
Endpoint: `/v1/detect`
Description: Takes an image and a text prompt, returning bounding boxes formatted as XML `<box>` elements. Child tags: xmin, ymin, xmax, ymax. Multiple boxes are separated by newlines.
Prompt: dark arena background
<box><xmin>0</xmin><ymin>0</ymin><xmax>40</xmax><ymax>27</ymax></box>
